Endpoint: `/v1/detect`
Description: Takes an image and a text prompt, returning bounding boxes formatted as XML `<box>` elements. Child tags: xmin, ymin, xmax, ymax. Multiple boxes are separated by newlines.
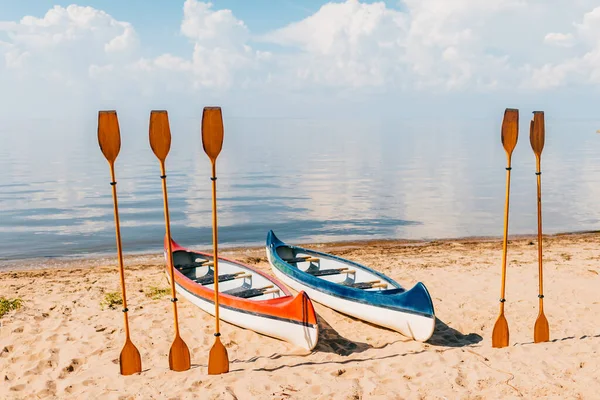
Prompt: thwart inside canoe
<box><xmin>275</xmin><ymin>245</ymin><xmax>403</xmax><ymax>292</ymax></box>
<box><xmin>172</xmin><ymin>249</ymin><xmax>288</xmax><ymax>301</ymax></box>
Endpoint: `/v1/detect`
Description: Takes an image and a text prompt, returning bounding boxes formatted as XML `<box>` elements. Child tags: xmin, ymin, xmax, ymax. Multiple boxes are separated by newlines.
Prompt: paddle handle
<box><xmin>160</xmin><ymin>161</ymin><xmax>181</xmax><ymax>337</ymax></box>
<box><xmin>499</xmin><ymin>156</ymin><xmax>513</xmax><ymax>311</ymax></box>
<box><xmin>535</xmin><ymin>157</ymin><xmax>544</xmax><ymax>310</ymax></box>
<box><xmin>108</xmin><ymin>163</ymin><xmax>132</xmax><ymax>339</ymax></box>
<box><xmin>210</xmin><ymin>161</ymin><xmax>221</xmax><ymax>335</ymax></box>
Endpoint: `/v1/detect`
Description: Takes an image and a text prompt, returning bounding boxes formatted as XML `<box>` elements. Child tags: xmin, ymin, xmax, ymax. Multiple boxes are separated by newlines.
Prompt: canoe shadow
<box><xmin>229</xmin><ymin>312</ymin><xmax>402</xmax><ymax>369</ymax></box>
<box><xmin>242</xmin><ymin>314</ymin><xmax>426</xmax><ymax>373</ymax></box>
<box><xmin>314</xmin><ymin>313</ymin><xmax>378</xmax><ymax>356</ymax></box>
<box><xmin>426</xmin><ymin>317</ymin><xmax>483</xmax><ymax>347</ymax></box>
<box><xmin>227</xmin><ymin>317</ymin><xmax>481</xmax><ymax>372</ymax></box>
<box><xmin>318</xmin><ymin>311</ymin><xmax>482</xmax><ymax>349</ymax></box>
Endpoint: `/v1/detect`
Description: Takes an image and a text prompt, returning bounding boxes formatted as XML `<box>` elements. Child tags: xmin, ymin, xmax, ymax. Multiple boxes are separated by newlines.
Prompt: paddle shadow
<box><xmin>426</xmin><ymin>317</ymin><xmax>483</xmax><ymax>347</ymax></box>
<box><xmin>251</xmin><ymin>349</ymin><xmax>427</xmax><ymax>373</ymax></box>
<box><xmin>230</xmin><ymin>313</ymin><xmax>379</xmax><ymax>366</ymax></box>
<box><xmin>513</xmin><ymin>333</ymin><xmax>600</xmax><ymax>347</ymax></box>
<box><xmin>230</xmin><ymin>312</ymin><xmax>405</xmax><ymax>368</ymax></box>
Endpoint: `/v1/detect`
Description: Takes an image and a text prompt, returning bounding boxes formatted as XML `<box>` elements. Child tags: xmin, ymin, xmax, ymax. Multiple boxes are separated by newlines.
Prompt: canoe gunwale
<box><xmin>266</xmin><ymin>231</ymin><xmax>435</xmax><ymax>320</ymax></box>
<box><xmin>171</xmin><ymin>276</ymin><xmax>318</xmax><ymax>328</ymax></box>
<box><xmin>274</xmin><ymin>244</ymin><xmax>403</xmax><ymax>291</ymax></box>
<box><xmin>164</xmin><ymin>237</ymin><xmax>319</xmax><ymax>329</ymax></box>
<box><xmin>169</xmin><ymin>238</ymin><xmax>294</xmax><ymax>300</ymax></box>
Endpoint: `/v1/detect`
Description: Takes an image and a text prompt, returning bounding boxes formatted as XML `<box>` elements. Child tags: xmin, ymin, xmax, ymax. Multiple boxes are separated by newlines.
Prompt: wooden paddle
<box><xmin>149</xmin><ymin>110</ymin><xmax>192</xmax><ymax>371</ymax></box>
<box><xmin>201</xmin><ymin>106</ymin><xmax>229</xmax><ymax>375</ymax></box>
<box><xmin>530</xmin><ymin>111</ymin><xmax>550</xmax><ymax>343</ymax></box>
<box><xmin>97</xmin><ymin>111</ymin><xmax>142</xmax><ymax>375</ymax></box>
<box><xmin>492</xmin><ymin>108</ymin><xmax>519</xmax><ymax>349</ymax></box>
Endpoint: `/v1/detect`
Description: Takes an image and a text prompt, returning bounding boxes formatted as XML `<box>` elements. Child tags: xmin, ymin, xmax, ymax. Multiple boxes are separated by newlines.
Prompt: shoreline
<box><xmin>1</xmin><ymin>229</ymin><xmax>599</xmax><ymax>273</ymax></box>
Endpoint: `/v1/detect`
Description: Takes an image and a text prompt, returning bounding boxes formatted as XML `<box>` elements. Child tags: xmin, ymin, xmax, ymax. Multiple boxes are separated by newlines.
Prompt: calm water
<box><xmin>1</xmin><ymin>115</ymin><xmax>599</xmax><ymax>262</ymax></box>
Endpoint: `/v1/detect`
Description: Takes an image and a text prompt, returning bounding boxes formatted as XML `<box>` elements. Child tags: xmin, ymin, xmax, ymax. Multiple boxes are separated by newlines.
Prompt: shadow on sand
<box><xmin>229</xmin><ymin>313</ymin><xmax>404</xmax><ymax>369</ymax></box>
<box><xmin>513</xmin><ymin>333</ymin><xmax>600</xmax><ymax>347</ymax></box>
<box><xmin>243</xmin><ymin>315</ymin><xmax>426</xmax><ymax>372</ymax></box>
<box><xmin>312</xmin><ymin>313</ymin><xmax>408</xmax><ymax>356</ymax></box>
<box><xmin>426</xmin><ymin>317</ymin><xmax>483</xmax><ymax>347</ymax></box>
<box><xmin>228</xmin><ymin>314</ymin><xmax>484</xmax><ymax>372</ymax></box>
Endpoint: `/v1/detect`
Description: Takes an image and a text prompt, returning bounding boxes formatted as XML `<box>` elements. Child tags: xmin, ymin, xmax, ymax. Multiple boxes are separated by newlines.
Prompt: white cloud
<box><xmin>257</xmin><ymin>0</ymin><xmax>531</xmax><ymax>91</ymax></box>
<box><xmin>105</xmin><ymin>24</ymin><xmax>137</xmax><ymax>53</ymax></box>
<box><xmin>88</xmin><ymin>63</ymin><xmax>113</xmax><ymax>78</ymax></box>
<box><xmin>261</xmin><ymin>0</ymin><xmax>408</xmax><ymax>88</ymax></box>
<box><xmin>123</xmin><ymin>0</ymin><xmax>267</xmax><ymax>90</ymax></box>
<box><xmin>0</xmin><ymin>3</ymin><xmax>139</xmax><ymax>88</ymax></box>
<box><xmin>1</xmin><ymin>0</ymin><xmax>600</xmax><ymax>118</ymax></box>
<box><xmin>180</xmin><ymin>0</ymin><xmax>248</xmax><ymax>46</ymax></box>
<box><xmin>544</xmin><ymin>33</ymin><xmax>575</xmax><ymax>47</ymax></box>
<box><xmin>528</xmin><ymin>6</ymin><xmax>600</xmax><ymax>89</ymax></box>
<box><xmin>575</xmin><ymin>6</ymin><xmax>600</xmax><ymax>43</ymax></box>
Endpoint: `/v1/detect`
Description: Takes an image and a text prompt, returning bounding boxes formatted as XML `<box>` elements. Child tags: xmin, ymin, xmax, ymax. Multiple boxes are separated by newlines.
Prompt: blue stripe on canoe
<box><xmin>266</xmin><ymin>230</ymin><xmax>435</xmax><ymax>319</ymax></box>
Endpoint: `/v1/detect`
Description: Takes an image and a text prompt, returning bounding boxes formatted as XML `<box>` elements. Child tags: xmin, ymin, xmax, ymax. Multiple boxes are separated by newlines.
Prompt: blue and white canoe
<box><xmin>266</xmin><ymin>230</ymin><xmax>436</xmax><ymax>342</ymax></box>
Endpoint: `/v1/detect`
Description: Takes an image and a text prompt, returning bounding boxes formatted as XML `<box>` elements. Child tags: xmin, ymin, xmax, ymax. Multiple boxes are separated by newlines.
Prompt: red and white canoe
<box><xmin>163</xmin><ymin>237</ymin><xmax>319</xmax><ymax>351</ymax></box>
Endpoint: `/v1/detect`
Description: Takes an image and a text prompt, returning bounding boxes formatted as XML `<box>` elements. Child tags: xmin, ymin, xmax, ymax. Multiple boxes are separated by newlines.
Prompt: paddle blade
<box><xmin>201</xmin><ymin>107</ymin><xmax>224</xmax><ymax>162</ymax></box>
<box><xmin>491</xmin><ymin>314</ymin><xmax>509</xmax><ymax>348</ymax></box>
<box><xmin>98</xmin><ymin>111</ymin><xmax>121</xmax><ymax>163</ymax></box>
<box><xmin>530</xmin><ymin>111</ymin><xmax>545</xmax><ymax>157</ymax></box>
<box><xmin>169</xmin><ymin>335</ymin><xmax>191</xmax><ymax>372</ymax></box>
<box><xmin>207</xmin><ymin>336</ymin><xmax>229</xmax><ymax>375</ymax></box>
<box><xmin>534</xmin><ymin>312</ymin><xmax>549</xmax><ymax>343</ymax></box>
<box><xmin>119</xmin><ymin>338</ymin><xmax>142</xmax><ymax>375</ymax></box>
<box><xmin>149</xmin><ymin>110</ymin><xmax>172</xmax><ymax>162</ymax></box>
<box><xmin>501</xmin><ymin>108</ymin><xmax>519</xmax><ymax>157</ymax></box>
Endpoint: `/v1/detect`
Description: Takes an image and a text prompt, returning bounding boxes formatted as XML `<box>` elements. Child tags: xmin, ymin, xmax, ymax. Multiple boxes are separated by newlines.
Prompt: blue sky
<box><xmin>1</xmin><ymin>0</ymin><xmax>600</xmax><ymax>120</ymax></box>
<box><xmin>1</xmin><ymin>1</ymin><xmax>332</xmax><ymax>55</ymax></box>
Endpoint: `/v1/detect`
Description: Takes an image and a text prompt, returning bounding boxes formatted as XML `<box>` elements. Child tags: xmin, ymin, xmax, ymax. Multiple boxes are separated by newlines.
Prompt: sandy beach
<box><xmin>1</xmin><ymin>231</ymin><xmax>600</xmax><ymax>399</ymax></box>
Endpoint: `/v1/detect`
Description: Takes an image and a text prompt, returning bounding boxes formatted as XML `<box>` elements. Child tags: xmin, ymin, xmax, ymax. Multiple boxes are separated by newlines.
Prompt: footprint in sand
<box><xmin>350</xmin><ymin>379</ymin><xmax>363</xmax><ymax>399</ymax></box>
<box><xmin>35</xmin><ymin>380</ymin><xmax>57</xmax><ymax>398</ymax></box>
<box><xmin>27</xmin><ymin>349</ymin><xmax>47</xmax><ymax>363</ymax></box>
<box><xmin>58</xmin><ymin>358</ymin><xmax>82</xmax><ymax>379</ymax></box>
<box><xmin>1</xmin><ymin>345</ymin><xmax>12</xmax><ymax>357</ymax></box>
<box><xmin>10</xmin><ymin>384</ymin><xmax>26</xmax><ymax>391</ymax></box>
<box><xmin>44</xmin><ymin>333</ymin><xmax>59</xmax><ymax>342</ymax></box>
<box><xmin>24</xmin><ymin>359</ymin><xmax>49</xmax><ymax>376</ymax></box>
<box><xmin>455</xmin><ymin>372</ymin><xmax>467</xmax><ymax>388</ymax></box>
<box><xmin>89</xmin><ymin>346</ymin><xmax>105</xmax><ymax>357</ymax></box>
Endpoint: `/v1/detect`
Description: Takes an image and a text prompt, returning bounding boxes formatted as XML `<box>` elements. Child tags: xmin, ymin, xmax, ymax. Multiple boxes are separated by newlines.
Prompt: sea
<box><xmin>1</xmin><ymin>115</ymin><xmax>599</xmax><ymax>263</ymax></box>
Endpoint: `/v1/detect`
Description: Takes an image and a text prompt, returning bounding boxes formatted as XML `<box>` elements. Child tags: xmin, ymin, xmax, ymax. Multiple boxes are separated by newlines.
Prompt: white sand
<box><xmin>1</xmin><ymin>232</ymin><xmax>599</xmax><ymax>399</ymax></box>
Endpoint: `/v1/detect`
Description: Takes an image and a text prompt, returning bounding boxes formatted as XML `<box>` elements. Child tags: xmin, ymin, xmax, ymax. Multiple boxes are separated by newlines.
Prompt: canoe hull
<box><xmin>164</xmin><ymin>238</ymin><xmax>319</xmax><ymax>351</ymax></box>
<box><xmin>166</xmin><ymin>272</ymin><xmax>318</xmax><ymax>350</ymax></box>
<box><xmin>265</xmin><ymin>231</ymin><xmax>435</xmax><ymax>342</ymax></box>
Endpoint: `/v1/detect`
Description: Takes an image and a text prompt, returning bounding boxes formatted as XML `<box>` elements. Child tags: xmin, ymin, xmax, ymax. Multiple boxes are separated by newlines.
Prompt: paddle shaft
<box><xmin>108</xmin><ymin>163</ymin><xmax>133</xmax><ymax>340</ymax></box>
<box><xmin>535</xmin><ymin>156</ymin><xmax>544</xmax><ymax>310</ymax></box>
<box><xmin>210</xmin><ymin>161</ymin><xmax>221</xmax><ymax>334</ymax></box>
<box><xmin>499</xmin><ymin>156</ymin><xmax>513</xmax><ymax>312</ymax></box>
<box><xmin>159</xmin><ymin>161</ymin><xmax>182</xmax><ymax>337</ymax></box>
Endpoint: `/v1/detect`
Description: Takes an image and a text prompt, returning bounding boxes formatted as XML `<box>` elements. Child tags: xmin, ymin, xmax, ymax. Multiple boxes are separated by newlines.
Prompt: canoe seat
<box><xmin>307</xmin><ymin>268</ymin><xmax>355</xmax><ymax>277</ymax></box>
<box><xmin>341</xmin><ymin>280</ymin><xmax>387</xmax><ymax>290</ymax></box>
<box><xmin>226</xmin><ymin>285</ymin><xmax>278</xmax><ymax>299</ymax></box>
<box><xmin>176</xmin><ymin>260</ymin><xmax>211</xmax><ymax>271</ymax></box>
<box><xmin>176</xmin><ymin>263</ymin><xmax>202</xmax><ymax>271</ymax></box>
<box><xmin>284</xmin><ymin>256</ymin><xmax>320</xmax><ymax>263</ymax></box>
<box><xmin>196</xmin><ymin>272</ymin><xmax>249</xmax><ymax>286</ymax></box>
